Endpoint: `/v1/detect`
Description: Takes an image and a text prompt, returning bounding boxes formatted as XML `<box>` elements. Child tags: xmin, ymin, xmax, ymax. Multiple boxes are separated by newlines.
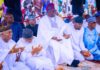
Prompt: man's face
<box><xmin>1</xmin><ymin>30</ymin><xmax>12</xmax><ymax>42</ymax></box>
<box><xmin>29</xmin><ymin>19</ymin><xmax>36</xmax><ymax>26</ymax></box>
<box><xmin>73</xmin><ymin>22</ymin><xmax>82</xmax><ymax>30</ymax></box>
<box><xmin>88</xmin><ymin>22</ymin><xmax>96</xmax><ymax>30</ymax></box>
<box><xmin>24</xmin><ymin>37</ymin><xmax>33</xmax><ymax>43</ymax></box>
<box><xmin>47</xmin><ymin>9</ymin><xmax>56</xmax><ymax>17</ymax></box>
<box><xmin>96</xmin><ymin>17</ymin><xmax>100</xmax><ymax>25</ymax></box>
<box><xmin>5</xmin><ymin>15</ymin><xmax>14</xmax><ymax>24</ymax></box>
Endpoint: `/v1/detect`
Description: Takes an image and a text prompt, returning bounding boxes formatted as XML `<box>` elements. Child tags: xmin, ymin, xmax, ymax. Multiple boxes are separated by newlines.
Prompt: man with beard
<box><xmin>64</xmin><ymin>16</ymin><xmax>93</xmax><ymax>61</ymax></box>
<box><xmin>38</xmin><ymin>3</ymin><xmax>80</xmax><ymax>67</ymax></box>
<box><xmin>0</xmin><ymin>24</ymin><xmax>30</xmax><ymax>70</ymax></box>
<box><xmin>83</xmin><ymin>16</ymin><xmax>100</xmax><ymax>60</ymax></box>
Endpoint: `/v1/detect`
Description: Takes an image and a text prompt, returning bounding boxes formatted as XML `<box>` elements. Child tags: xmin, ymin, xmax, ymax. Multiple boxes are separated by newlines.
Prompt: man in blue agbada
<box><xmin>83</xmin><ymin>16</ymin><xmax>100</xmax><ymax>60</ymax></box>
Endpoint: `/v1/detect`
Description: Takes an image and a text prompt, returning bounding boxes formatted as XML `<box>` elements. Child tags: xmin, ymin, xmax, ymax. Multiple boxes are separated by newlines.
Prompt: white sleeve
<box><xmin>79</xmin><ymin>28</ymin><xmax>88</xmax><ymax>51</ymax></box>
<box><xmin>63</xmin><ymin>24</ymin><xmax>72</xmax><ymax>35</ymax></box>
<box><xmin>16</xmin><ymin>38</ymin><xmax>24</xmax><ymax>48</ymax></box>
<box><xmin>38</xmin><ymin>19</ymin><xmax>54</xmax><ymax>42</ymax></box>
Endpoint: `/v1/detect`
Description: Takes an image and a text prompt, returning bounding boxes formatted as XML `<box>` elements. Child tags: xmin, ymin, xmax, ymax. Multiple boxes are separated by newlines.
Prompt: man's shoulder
<box><xmin>39</xmin><ymin>15</ymin><xmax>48</xmax><ymax>24</ymax></box>
<box><xmin>17</xmin><ymin>38</ymin><xmax>23</xmax><ymax>42</ymax></box>
<box><xmin>33</xmin><ymin>36</ymin><xmax>42</xmax><ymax>44</ymax></box>
<box><xmin>9</xmin><ymin>39</ymin><xmax>16</xmax><ymax>44</ymax></box>
<box><xmin>8</xmin><ymin>39</ymin><xmax>16</xmax><ymax>48</ymax></box>
<box><xmin>55</xmin><ymin>15</ymin><xmax>62</xmax><ymax>19</ymax></box>
<box><xmin>40</xmin><ymin>15</ymin><xmax>47</xmax><ymax>20</ymax></box>
<box><xmin>16</xmin><ymin>38</ymin><xmax>24</xmax><ymax>45</ymax></box>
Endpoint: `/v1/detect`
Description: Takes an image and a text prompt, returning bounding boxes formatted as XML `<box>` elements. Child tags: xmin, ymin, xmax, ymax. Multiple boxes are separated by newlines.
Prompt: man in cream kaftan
<box><xmin>37</xmin><ymin>3</ymin><xmax>74</xmax><ymax>66</ymax></box>
<box><xmin>0</xmin><ymin>37</ymin><xmax>16</xmax><ymax>70</ymax></box>
<box><xmin>0</xmin><ymin>26</ymin><xmax>30</xmax><ymax>70</ymax></box>
<box><xmin>64</xmin><ymin>16</ymin><xmax>93</xmax><ymax>61</ymax></box>
<box><xmin>16</xmin><ymin>28</ymin><xmax>54</xmax><ymax>70</ymax></box>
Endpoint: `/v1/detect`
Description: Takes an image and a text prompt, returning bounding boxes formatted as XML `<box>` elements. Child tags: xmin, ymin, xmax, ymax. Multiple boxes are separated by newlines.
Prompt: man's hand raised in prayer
<box><xmin>10</xmin><ymin>46</ymin><xmax>24</xmax><ymax>53</ymax></box>
<box><xmin>31</xmin><ymin>45</ymin><xmax>43</xmax><ymax>55</ymax></box>
<box><xmin>18</xmin><ymin>47</ymin><xmax>24</xmax><ymax>52</ymax></box>
<box><xmin>80</xmin><ymin>50</ymin><xmax>91</xmax><ymax>57</ymax></box>
<box><xmin>52</xmin><ymin>37</ymin><xmax>62</xmax><ymax>41</ymax></box>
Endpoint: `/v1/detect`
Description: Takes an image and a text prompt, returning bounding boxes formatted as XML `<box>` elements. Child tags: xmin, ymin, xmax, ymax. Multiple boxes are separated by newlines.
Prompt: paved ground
<box><xmin>63</xmin><ymin>61</ymin><xmax>100</xmax><ymax>70</ymax></box>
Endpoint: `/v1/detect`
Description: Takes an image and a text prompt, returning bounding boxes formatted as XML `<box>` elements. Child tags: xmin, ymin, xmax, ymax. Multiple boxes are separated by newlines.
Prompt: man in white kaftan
<box><xmin>37</xmin><ymin>3</ymin><xmax>74</xmax><ymax>66</ymax></box>
<box><xmin>0</xmin><ymin>36</ymin><xmax>16</xmax><ymax>70</ymax></box>
<box><xmin>16</xmin><ymin>28</ymin><xmax>54</xmax><ymax>70</ymax></box>
<box><xmin>0</xmin><ymin>25</ymin><xmax>30</xmax><ymax>70</ymax></box>
<box><xmin>64</xmin><ymin>16</ymin><xmax>93</xmax><ymax>61</ymax></box>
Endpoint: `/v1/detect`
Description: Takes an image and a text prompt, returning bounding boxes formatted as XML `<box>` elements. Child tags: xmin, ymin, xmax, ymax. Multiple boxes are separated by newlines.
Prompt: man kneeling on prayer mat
<box><xmin>38</xmin><ymin>3</ymin><xmax>82</xmax><ymax>67</ymax></box>
<box><xmin>64</xmin><ymin>16</ymin><xmax>94</xmax><ymax>62</ymax></box>
<box><xmin>0</xmin><ymin>24</ymin><xmax>30</xmax><ymax>70</ymax></box>
<box><xmin>83</xmin><ymin>16</ymin><xmax>100</xmax><ymax>60</ymax></box>
<box><xmin>16</xmin><ymin>28</ymin><xmax>55</xmax><ymax>70</ymax></box>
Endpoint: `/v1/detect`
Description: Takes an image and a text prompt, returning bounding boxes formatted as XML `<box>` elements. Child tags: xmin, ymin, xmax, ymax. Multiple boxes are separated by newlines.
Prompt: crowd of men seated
<box><xmin>0</xmin><ymin>0</ymin><xmax>100</xmax><ymax>70</ymax></box>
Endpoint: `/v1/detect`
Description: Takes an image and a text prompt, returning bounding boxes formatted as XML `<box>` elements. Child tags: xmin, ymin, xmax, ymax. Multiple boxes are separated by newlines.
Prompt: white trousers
<box><xmin>26</xmin><ymin>56</ymin><xmax>54</xmax><ymax>70</ymax></box>
<box><xmin>48</xmin><ymin>38</ymin><xmax>74</xmax><ymax>65</ymax></box>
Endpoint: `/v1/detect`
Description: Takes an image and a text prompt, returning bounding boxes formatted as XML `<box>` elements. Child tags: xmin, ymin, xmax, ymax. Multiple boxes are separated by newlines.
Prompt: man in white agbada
<box><xmin>16</xmin><ymin>28</ymin><xmax>54</xmax><ymax>70</ymax></box>
<box><xmin>37</xmin><ymin>3</ymin><xmax>77</xmax><ymax>67</ymax></box>
<box><xmin>64</xmin><ymin>16</ymin><xmax>93</xmax><ymax>61</ymax></box>
<box><xmin>0</xmin><ymin>25</ymin><xmax>30</xmax><ymax>70</ymax></box>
